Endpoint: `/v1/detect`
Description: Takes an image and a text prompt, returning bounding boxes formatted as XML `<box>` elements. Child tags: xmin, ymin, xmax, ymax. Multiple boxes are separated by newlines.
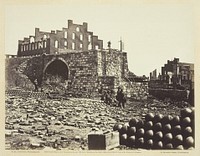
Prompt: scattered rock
<box><xmin>5</xmin><ymin>92</ymin><xmax>184</xmax><ymax>150</ymax></box>
<box><xmin>5</xmin><ymin>131</ymin><xmax>12</xmax><ymax>137</ymax></box>
<box><xmin>74</xmin><ymin>135</ymin><xmax>81</xmax><ymax>141</ymax></box>
<box><xmin>31</xmin><ymin>142</ymin><xmax>41</xmax><ymax>147</ymax></box>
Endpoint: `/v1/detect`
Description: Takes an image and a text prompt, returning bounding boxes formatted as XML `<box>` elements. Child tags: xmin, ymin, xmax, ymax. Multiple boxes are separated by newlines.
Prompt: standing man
<box><xmin>116</xmin><ymin>87</ymin><xmax>126</xmax><ymax>108</ymax></box>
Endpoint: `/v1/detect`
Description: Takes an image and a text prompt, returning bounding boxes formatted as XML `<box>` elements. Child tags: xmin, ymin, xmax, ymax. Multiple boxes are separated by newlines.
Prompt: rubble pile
<box><xmin>5</xmin><ymin>93</ymin><xmax>185</xmax><ymax>150</ymax></box>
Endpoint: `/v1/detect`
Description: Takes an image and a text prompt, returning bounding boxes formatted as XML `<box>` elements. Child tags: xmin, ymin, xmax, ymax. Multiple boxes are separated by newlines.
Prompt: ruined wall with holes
<box><xmin>17</xmin><ymin>20</ymin><xmax>103</xmax><ymax>57</ymax></box>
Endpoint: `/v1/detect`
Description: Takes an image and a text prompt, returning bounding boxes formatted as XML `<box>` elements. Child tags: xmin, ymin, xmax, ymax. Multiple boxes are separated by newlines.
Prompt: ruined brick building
<box><xmin>160</xmin><ymin>58</ymin><xmax>194</xmax><ymax>89</ymax></box>
<box><xmin>149</xmin><ymin>58</ymin><xmax>194</xmax><ymax>90</ymax></box>
<box><xmin>6</xmin><ymin>20</ymin><xmax>148</xmax><ymax>98</ymax></box>
<box><xmin>17</xmin><ymin>20</ymin><xmax>103</xmax><ymax>56</ymax></box>
<box><xmin>149</xmin><ymin>58</ymin><xmax>194</xmax><ymax>103</ymax></box>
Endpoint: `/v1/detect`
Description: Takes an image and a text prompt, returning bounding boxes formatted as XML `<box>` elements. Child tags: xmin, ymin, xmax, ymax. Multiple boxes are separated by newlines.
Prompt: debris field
<box><xmin>5</xmin><ymin>93</ymin><xmax>189</xmax><ymax>150</ymax></box>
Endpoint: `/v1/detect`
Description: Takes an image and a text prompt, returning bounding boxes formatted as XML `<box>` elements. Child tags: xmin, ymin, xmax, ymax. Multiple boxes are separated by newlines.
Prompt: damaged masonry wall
<box><xmin>6</xmin><ymin>49</ymin><xmax>148</xmax><ymax>98</ymax></box>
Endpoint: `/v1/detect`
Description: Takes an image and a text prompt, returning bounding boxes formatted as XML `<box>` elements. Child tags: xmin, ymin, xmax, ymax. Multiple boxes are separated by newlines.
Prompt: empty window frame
<box><xmin>64</xmin><ymin>41</ymin><xmax>67</xmax><ymax>46</ymax></box>
<box><xmin>80</xmin><ymin>34</ymin><xmax>83</xmax><ymax>40</ymax></box>
<box><xmin>55</xmin><ymin>40</ymin><xmax>58</xmax><ymax>48</ymax></box>
<box><xmin>88</xmin><ymin>43</ymin><xmax>92</xmax><ymax>50</ymax></box>
<box><xmin>32</xmin><ymin>44</ymin><xmax>35</xmax><ymax>50</ymax></box>
<box><xmin>44</xmin><ymin>41</ymin><xmax>47</xmax><ymax>48</ymax></box>
<box><xmin>29</xmin><ymin>44</ymin><xmax>31</xmax><ymax>50</ymax></box>
<box><xmin>88</xmin><ymin>35</ymin><xmax>91</xmax><ymax>42</ymax></box>
<box><xmin>43</xmin><ymin>34</ymin><xmax>47</xmax><ymax>39</ymax></box>
<box><xmin>35</xmin><ymin>43</ymin><xmax>38</xmax><ymax>49</ymax></box>
<box><xmin>76</xmin><ymin>27</ymin><xmax>80</xmax><ymax>32</ymax></box>
<box><xmin>72</xmin><ymin>42</ymin><xmax>75</xmax><ymax>50</ymax></box>
<box><xmin>72</xmin><ymin>33</ymin><xmax>75</xmax><ymax>40</ymax></box>
<box><xmin>21</xmin><ymin>45</ymin><xmax>23</xmax><ymax>51</ymax></box>
<box><xmin>30</xmin><ymin>37</ymin><xmax>35</xmax><ymax>43</ymax></box>
<box><xmin>80</xmin><ymin>43</ymin><xmax>83</xmax><ymax>49</ymax></box>
<box><xmin>64</xmin><ymin>31</ymin><xmax>67</xmax><ymax>38</ymax></box>
<box><xmin>95</xmin><ymin>45</ymin><xmax>99</xmax><ymax>50</ymax></box>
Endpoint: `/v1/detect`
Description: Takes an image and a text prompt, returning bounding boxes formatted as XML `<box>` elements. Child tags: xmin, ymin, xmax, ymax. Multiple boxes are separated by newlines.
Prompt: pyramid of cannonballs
<box><xmin>113</xmin><ymin>107</ymin><xmax>194</xmax><ymax>149</ymax></box>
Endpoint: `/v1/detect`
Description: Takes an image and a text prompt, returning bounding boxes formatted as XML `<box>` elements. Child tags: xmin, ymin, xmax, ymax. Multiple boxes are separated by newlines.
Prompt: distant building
<box><xmin>150</xmin><ymin>69</ymin><xmax>157</xmax><ymax>80</ymax></box>
<box><xmin>17</xmin><ymin>20</ymin><xmax>103</xmax><ymax>56</ymax></box>
<box><xmin>149</xmin><ymin>58</ymin><xmax>194</xmax><ymax>90</ymax></box>
<box><xmin>161</xmin><ymin>58</ymin><xmax>194</xmax><ymax>89</ymax></box>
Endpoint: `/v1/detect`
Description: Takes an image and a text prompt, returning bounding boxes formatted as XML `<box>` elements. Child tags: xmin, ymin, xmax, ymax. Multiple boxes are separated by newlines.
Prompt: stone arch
<box><xmin>43</xmin><ymin>57</ymin><xmax>70</xmax><ymax>80</ymax></box>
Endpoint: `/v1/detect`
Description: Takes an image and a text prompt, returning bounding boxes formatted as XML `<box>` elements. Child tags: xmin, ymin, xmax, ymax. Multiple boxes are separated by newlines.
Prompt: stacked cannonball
<box><xmin>113</xmin><ymin>107</ymin><xmax>194</xmax><ymax>150</ymax></box>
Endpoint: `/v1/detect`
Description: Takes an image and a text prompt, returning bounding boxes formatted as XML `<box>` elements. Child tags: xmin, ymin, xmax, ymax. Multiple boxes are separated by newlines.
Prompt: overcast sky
<box><xmin>5</xmin><ymin>2</ymin><xmax>195</xmax><ymax>76</ymax></box>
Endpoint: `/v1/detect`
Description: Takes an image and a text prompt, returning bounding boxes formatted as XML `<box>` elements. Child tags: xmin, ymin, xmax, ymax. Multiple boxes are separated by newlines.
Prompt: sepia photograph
<box><xmin>2</xmin><ymin>0</ymin><xmax>200</xmax><ymax>155</ymax></box>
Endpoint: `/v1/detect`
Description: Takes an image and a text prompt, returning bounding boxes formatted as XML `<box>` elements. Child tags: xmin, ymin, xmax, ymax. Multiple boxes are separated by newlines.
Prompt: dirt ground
<box><xmin>5</xmin><ymin>94</ymin><xmax>188</xmax><ymax>150</ymax></box>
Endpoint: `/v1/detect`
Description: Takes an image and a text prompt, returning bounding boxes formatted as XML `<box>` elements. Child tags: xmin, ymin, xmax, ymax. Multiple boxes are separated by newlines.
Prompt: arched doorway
<box><xmin>43</xmin><ymin>59</ymin><xmax>69</xmax><ymax>93</ymax></box>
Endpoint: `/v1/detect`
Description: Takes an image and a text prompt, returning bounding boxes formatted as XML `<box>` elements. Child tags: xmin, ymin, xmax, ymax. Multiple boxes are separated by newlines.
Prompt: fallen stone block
<box><xmin>5</xmin><ymin>130</ymin><xmax>12</xmax><ymax>137</ymax></box>
<box><xmin>18</xmin><ymin>129</ymin><xmax>25</xmax><ymax>134</ymax></box>
<box><xmin>61</xmin><ymin>136</ymin><xmax>68</xmax><ymax>140</ymax></box>
<box><xmin>66</xmin><ymin>122</ymin><xmax>76</xmax><ymax>126</ymax></box>
<box><xmin>36</xmin><ymin>126</ymin><xmax>46</xmax><ymax>131</ymax></box>
<box><xmin>54</xmin><ymin>121</ymin><xmax>62</xmax><ymax>125</ymax></box>
<box><xmin>74</xmin><ymin>135</ymin><xmax>81</xmax><ymax>141</ymax></box>
<box><xmin>88</xmin><ymin>131</ymin><xmax>119</xmax><ymax>150</ymax></box>
<box><xmin>31</xmin><ymin>142</ymin><xmax>41</xmax><ymax>147</ymax></box>
<box><xmin>19</xmin><ymin>121</ymin><xmax>32</xmax><ymax>126</ymax></box>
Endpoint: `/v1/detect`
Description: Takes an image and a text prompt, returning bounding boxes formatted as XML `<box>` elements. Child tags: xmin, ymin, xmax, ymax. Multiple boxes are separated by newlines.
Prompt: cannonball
<box><xmin>129</xmin><ymin>118</ymin><xmax>138</xmax><ymax>127</ymax></box>
<box><xmin>153</xmin><ymin>122</ymin><xmax>162</xmax><ymax>132</ymax></box>
<box><xmin>181</xmin><ymin>117</ymin><xmax>191</xmax><ymax>127</ymax></box>
<box><xmin>154</xmin><ymin>131</ymin><xmax>163</xmax><ymax>141</ymax></box>
<box><xmin>136</xmin><ymin>119</ymin><xmax>144</xmax><ymax>129</ymax></box>
<box><xmin>172</xmin><ymin>125</ymin><xmax>182</xmax><ymax>136</ymax></box>
<box><xmin>137</xmin><ymin>128</ymin><xmax>145</xmax><ymax>138</ymax></box>
<box><xmin>113</xmin><ymin>123</ymin><xmax>122</xmax><ymax>131</ymax></box>
<box><xmin>127</xmin><ymin>126</ymin><xmax>137</xmax><ymax>136</ymax></box>
<box><xmin>145</xmin><ymin>139</ymin><xmax>153</xmax><ymax>149</ymax></box>
<box><xmin>145</xmin><ymin>121</ymin><xmax>153</xmax><ymax>130</ymax></box>
<box><xmin>164</xmin><ymin>143</ymin><xmax>174</xmax><ymax>149</ymax></box>
<box><xmin>120</xmin><ymin>134</ymin><xmax>128</xmax><ymax>145</ymax></box>
<box><xmin>127</xmin><ymin>135</ymin><xmax>136</xmax><ymax>147</ymax></box>
<box><xmin>136</xmin><ymin>137</ymin><xmax>144</xmax><ymax>148</ymax></box>
<box><xmin>120</xmin><ymin>124</ymin><xmax>129</xmax><ymax>134</ymax></box>
<box><xmin>181</xmin><ymin>108</ymin><xmax>192</xmax><ymax>118</ymax></box>
<box><xmin>174</xmin><ymin>134</ymin><xmax>183</xmax><ymax>147</ymax></box>
<box><xmin>184</xmin><ymin>136</ymin><xmax>194</xmax><ymax>148</ymax></box>
<box><xmin>162</xmin><ymin>115</ymin><xmax>173</xmax><ymax>125</ymax></box>
<box><xmin>154</xmin><ymin>141</ymin><xmax>163</xmax><ymax>149</ymax></box>
<box><xmin>163</xmin><ymin>133</ymin><xmax>173</xmax><ymax>144</ymax></box>
<box><xmin>154</xmin><ymin>114</ymin><xmax>164</xmax><ymax>123</ymax></box>
<box><xmin>183</xmin><ymin>126</ymin><xmax>193</xmax><ymax>137</ymax></box>
<box><xmin>163</xmin><ymin>124</ymin><xmax>172</xmax><ymax>134</ymax></box>
<box><xmin>171</xmin><ymin>116</ymin><xmax>180</xmax><ymax>126</ymax></box>
<box><xmin>175</xmin><ymin>144</ymin><xmax>184</xmax><ymax>150</ymax></box>
<box><xmin>145</xmin><ymin>113</ymin><xmax>154</xmax><ymax>122</ymax></box>
<box><xmin>145</xmin><ymin>130</ymin><xmax>154</xmax><ymax>139</ymax></box>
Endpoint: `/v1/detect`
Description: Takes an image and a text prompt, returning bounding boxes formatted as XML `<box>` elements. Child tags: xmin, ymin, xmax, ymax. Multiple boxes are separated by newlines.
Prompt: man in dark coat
<box><xmin>116</xmin><ymin>88</ymin><xmax>126</xmax><ymax>108</ymax></box>
<box><xmin>105</xmin><ymin>90</ymin><xmax>112</xmax><ymax>105</ymax></box>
